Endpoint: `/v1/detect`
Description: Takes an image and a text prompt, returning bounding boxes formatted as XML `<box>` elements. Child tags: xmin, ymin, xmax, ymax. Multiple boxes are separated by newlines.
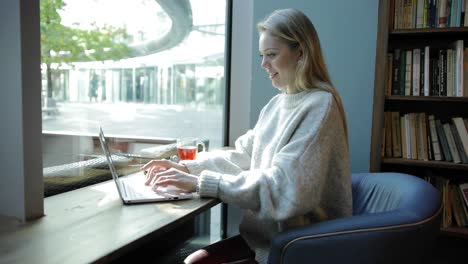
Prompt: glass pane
<box><xmin>41</xmin><ymin>0</ymin><xmax>227</xmax><ymax>196</ymax></box>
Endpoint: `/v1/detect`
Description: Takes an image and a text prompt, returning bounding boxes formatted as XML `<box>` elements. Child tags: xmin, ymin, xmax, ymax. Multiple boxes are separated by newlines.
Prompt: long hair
<box><xmin>257</xmin><ymin>8</ymin><xmax>348</xmax><ymax>142</ymax></box>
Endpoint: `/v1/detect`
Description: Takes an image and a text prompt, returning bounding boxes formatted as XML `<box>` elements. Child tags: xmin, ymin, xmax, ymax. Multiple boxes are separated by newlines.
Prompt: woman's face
<box><xmin>259</xmin><ymin>31</ymin><xmax>301</xmax><ymax>93</ymax></box>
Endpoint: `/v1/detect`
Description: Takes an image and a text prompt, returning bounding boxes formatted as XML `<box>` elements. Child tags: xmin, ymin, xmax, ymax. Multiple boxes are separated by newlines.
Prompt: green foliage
<box><xmin>40</xmin><ymin>0</ymin><xmax>131</xmax><ymax>66</ymax></box>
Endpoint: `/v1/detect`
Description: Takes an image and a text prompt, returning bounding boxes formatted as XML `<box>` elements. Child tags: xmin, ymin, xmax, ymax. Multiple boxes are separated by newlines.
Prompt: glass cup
<box><xmin>176</xmin><ymin>137</ymin><xmax>206</xmax><ymax>160</ymax></box>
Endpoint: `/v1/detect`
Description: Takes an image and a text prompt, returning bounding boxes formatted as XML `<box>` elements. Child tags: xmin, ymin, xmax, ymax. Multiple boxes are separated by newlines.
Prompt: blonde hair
<box><xmin>257</xmin><ymin>8</ymin><xmax>348</xmax><ymax>142</ymax></box>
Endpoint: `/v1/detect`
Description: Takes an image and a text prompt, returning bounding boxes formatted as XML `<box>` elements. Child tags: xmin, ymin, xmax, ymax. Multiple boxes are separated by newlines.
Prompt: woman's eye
<box><xmin>266</xmin><ymin>53</ymin><xmax>276</xmax><ymax>58</ymax></box>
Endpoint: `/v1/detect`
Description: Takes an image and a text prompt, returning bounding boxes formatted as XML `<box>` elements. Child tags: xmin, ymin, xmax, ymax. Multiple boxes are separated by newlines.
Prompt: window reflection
<box><xmin>41</xmin><ymin>0</ymin><xmax>227</xmax><ymax>196</ymax></box>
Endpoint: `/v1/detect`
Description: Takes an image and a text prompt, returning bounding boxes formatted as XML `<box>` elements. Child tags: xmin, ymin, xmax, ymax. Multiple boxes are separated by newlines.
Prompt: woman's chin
<box><xmin>271</xmin><ymin>84</ymin><xmax>286</xmax><ymax>92</ymax></box>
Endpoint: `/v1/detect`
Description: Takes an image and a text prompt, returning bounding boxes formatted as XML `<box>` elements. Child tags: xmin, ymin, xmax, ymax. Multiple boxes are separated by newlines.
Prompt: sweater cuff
<box><xmin>198</xmin><ymin>171</ymin><xmax>221</xmax><ymax>197</ymax></box>
<box><xmin>180</xmin><ymin>160</ymin><xmax>204</xmax><ymax>176</ymax></box>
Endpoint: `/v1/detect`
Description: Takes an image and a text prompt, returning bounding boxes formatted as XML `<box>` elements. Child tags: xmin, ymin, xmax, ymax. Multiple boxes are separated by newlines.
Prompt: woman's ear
<box><xmin>297</xmin><ymin>49</ymin><xmax>303</xmax><ymax>63</ymax></box>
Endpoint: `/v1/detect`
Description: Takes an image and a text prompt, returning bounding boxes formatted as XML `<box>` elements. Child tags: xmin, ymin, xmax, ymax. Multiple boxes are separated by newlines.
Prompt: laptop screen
<box><xmin>98</xmin><ymin>127</ymin><xmax>127</xmax><ymax>198</ymax></box>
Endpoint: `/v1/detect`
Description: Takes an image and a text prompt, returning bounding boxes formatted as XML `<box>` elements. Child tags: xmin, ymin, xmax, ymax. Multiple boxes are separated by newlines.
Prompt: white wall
<box><xmin>0</xmin><ymin>0</ymin><xmax>43</xmax><ymax>221</ymax></box>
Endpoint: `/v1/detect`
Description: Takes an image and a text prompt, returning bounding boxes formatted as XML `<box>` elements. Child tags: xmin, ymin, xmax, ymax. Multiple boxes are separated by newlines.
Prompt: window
<box><xmin>41</xmin><ymin>0</ymin><xmax>229</xmax><ymax>197</ymax></box>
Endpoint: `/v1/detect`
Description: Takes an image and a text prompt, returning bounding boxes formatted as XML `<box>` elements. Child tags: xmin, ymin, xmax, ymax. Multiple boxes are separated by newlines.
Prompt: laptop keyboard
<box><xmin>121</xmin><ymin>180</ymin><xmax>156</xmax><ymax>199</ymax></box>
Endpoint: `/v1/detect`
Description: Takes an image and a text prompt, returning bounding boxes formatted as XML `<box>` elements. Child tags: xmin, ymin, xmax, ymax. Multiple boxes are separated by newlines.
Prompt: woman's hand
<box><xmin>150</xmin><ymin>168</ymin><xmax>198</xmax><ymax>193</ymax></box>
<box><xmin>141</xmin><ymin>159</ymin><xmax>197</xmax><ymax>192</ymax></box>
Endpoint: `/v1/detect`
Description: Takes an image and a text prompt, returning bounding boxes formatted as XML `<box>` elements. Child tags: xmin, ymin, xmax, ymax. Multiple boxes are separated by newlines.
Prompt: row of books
<box><xmin>383</xmin><ymin>112</ymin><xmax>468</xmax><ymax>164</ymax></box>
<box><xmin>385</xmin><ymin>41</ymin><xmax>468</xmax><ymax>97</ymax></box>
<box><xmin>393</xmin><ymin>0</ymin><xmax>468</xmax><ymax>29</ymax></box>
<box><xmin>426</xmin><ymin>176</ymin><xmax>468</xmax><ymax>228</ymax></box>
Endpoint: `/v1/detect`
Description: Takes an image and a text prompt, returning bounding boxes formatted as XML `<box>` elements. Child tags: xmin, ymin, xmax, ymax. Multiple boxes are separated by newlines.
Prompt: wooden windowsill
<box><xmin>0</xmin><ymin>180</ymin><xmax>219</xmax><ymax>264</ymax></box>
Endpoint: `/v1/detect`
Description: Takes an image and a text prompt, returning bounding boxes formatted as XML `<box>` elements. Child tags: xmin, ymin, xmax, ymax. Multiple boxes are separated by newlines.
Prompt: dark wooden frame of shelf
<box><xmin>383</xmin><ymin>158</ymin><xmax>468</xmax><ymax>170</ymax></box>
<box><xmin>385</xmin><ymin>95</ymin><xmax>468</xmax><ymax>102</ymax></box>
<box><xmin>370</xmin><ymin>0</ymin><xmax>390</xmax><ymax>172</ymax></box>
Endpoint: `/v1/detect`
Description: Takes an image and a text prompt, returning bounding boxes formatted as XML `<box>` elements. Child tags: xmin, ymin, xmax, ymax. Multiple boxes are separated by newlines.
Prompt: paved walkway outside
<box><xmin>43</xmin><ymin>101</ymin><xmax>225</xmax><ymax>148</ymax></box>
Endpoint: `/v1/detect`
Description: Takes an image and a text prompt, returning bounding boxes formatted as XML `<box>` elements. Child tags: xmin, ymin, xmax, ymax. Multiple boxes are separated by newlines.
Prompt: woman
<box><xmin>142</xmin><ymin>8</ymin><xmax>352</xmax><ymax>264</ymax></box>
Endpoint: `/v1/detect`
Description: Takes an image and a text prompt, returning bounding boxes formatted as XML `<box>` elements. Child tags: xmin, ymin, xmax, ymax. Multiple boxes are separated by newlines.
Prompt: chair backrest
<box><xmin>352</xmin><ymin>173</ymin><xmax>441</xmax><ymax>221</ymax></box>
<box><xmin>351</xmin><ymin>172</ymin><xmax>442</xmax><ymax>263</ymax></box>
<box><xmin>268</xmin><ymin>172</ymin><xmax>442</xmax><ymax>264</ymax></box>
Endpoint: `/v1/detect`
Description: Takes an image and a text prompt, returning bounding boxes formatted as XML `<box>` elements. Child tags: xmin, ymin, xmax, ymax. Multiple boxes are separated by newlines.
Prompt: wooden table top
<box><xmin>0</xmin><ymin>179</ymin><xmax>219</xmax><ymax>264</ymax></box>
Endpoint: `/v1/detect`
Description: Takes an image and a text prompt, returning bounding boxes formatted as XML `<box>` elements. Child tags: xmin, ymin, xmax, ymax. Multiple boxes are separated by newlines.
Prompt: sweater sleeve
<box><xmin>198</xmin><ymin>98</ymin><xmax>350</xmax><ymax>221</ymax></box>
<box><xmin>181</xmin><ymin>129</ymin><xmax>255</xmax><ymax>177</ymax></box>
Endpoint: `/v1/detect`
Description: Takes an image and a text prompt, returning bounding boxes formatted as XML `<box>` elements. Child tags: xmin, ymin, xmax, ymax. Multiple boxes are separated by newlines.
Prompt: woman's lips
<box><xmin>269</xmin><ymin>72</ymin><xmax>278</xmax><ymax>79</ymax></box>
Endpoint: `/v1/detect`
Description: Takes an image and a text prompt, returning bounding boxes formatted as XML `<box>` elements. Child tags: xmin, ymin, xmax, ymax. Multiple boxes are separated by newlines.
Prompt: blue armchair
<box><xmin>268</xmin><ymin>172</ymin><xmax>442</xmax><ymax>264</ymax></box>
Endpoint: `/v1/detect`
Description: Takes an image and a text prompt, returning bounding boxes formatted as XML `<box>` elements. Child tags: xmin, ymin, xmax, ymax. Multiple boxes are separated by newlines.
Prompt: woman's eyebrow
<box><xmin>259</xmin><ymin>48</ymin><xmax>279</xmax><ymax>53</ymax></box>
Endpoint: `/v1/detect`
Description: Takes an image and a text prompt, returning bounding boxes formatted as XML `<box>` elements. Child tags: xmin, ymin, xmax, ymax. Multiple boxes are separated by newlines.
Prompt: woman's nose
<box><xmin>261</xmin><ymin>57</ymin><xmax>269</xmax><ymax>69</ymax></box>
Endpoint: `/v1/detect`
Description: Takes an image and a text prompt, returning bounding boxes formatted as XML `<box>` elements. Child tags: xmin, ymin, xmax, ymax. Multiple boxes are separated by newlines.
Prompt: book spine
<box><xmin>392</xmin><ymin>50</ymin><xmax>402</xmax><ymax>95</ymax></box>
<box><xmin>417</xmin><ymin>0</ymin><xmax>426</xmax><ymax>27</ymax></box>
<box><xmin>436</xmin><ymin>119</ymin><xmax>452</xmax><ymax>161</ymax></box>
<box><xmin>388</xmin><ymin>54</ymin><xmax>394</xmax><ymax>97</ymax></box>
<box><xmin>424</xmin><ymin>46</ymin><xmax>431</xmax><ymax>95</ymax></box>
<box><xmin>413</xmin><ymin>49</ymin><xmax>421</xmax><ymax>96</ymax></box>
<box><xmin>454</xmin><ymin>40</ymin><xmax>464</xmax><ymax>97</ymax></box>
<box><xmin>401</xmin><ymin>115</ymin><xmax>408</xmax><ymax>158</ymax></box>
<box><xmin>405</xmin><ymin>50</ymin><xmax>413</xmax><ymax>95</ymax></box>
<box><xmin>385</xmin><ymin>112</ymin><xmax>393</xmax><ymax>157</ymax></box>
<box><xmin>452</xmin><ymin>117</ymin><xmax>468</xmax><ymax>156</ymax></box>
<box><xmin>421</xmin><ymin>112</ymin><xmax>429</xmax><ymax>160</ymax></box>
<box><xmin>405</xmin><ymin>113</ymin><xmax>413</xmax><ymax>159</ymax></box>
<box><xmin>429</xmin><ymin>115</ymin><xmax>442</xmax><ymax>160</ymax></box>
<box><xmin>439</xmin><ymin>0</ymin><xmax>448</xmax><ymax>27</ymax></box>
<box><xmin>450</xmin><ymin>123</ymin><xmax>468</xmax><ymax>163</ymax></box>
<box><xmin>392</xmin><ymin>112</ymin><xmax>402</xmax><ymax>157</ymax></box>
<box><xmin>400</xmin><ymin>49</ymin><xmax>407</xmax><ymax>95</ymax></box>
<box><xmin>440</xmin><ymin>49</ymin><xmax>447</xmax><ymax>96</ymax></box>
<box><xmin>443</xmin><ymin>122</ymin><xmax>461</xmax><ymax>163</ymax></box>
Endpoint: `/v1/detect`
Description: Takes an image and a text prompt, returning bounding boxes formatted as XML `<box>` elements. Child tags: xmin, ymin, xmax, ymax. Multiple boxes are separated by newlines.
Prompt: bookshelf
<box><xmin>371</xmin><ymin>0</ymin><xmax>468</xmax><ymax>238</ymax></box>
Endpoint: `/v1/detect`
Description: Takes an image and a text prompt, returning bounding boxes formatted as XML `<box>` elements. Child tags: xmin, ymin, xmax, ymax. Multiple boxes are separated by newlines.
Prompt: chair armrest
<box><xmin>268</xmin><ymin>209</ymin><xmax>441</xmax><ymax>264</ymax></box>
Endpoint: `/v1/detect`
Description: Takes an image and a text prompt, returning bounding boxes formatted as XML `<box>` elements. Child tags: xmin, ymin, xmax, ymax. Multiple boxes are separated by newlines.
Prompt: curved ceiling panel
<box><xmin>130</xmin><ymin>0</ymin><xmax>193</xmax><ymax>57</ymax></box>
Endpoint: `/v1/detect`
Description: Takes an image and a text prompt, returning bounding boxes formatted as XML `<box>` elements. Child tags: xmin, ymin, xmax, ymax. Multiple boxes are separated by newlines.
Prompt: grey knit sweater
<box><xmin>182</xmin><ymin>89</ymin><xmax>352</xmax><ymax>263</ymax></box>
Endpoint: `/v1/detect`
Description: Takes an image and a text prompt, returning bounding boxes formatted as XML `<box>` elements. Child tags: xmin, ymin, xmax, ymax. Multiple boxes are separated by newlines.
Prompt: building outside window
<box><xmin>41</xmin><ymin>0</ymin><xmax>229</xmax><ymax>244</ymax></box>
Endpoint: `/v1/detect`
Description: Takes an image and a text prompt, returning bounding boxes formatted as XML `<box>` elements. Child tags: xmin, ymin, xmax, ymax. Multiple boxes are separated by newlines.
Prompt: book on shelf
<box><xmin>438</xmin><ymin>0</ymin><xmax>448</xmax><ymax>28</ymax></box>
<box><xmin>416</xmin><ymin>0</ymin><xmax>425</xmax><ymax>28</ymax></box>
<box><xmin>385</xmin><ymin>112</ymin><xmax>393</xmax><ymax>157</ymax></box>
<box><xmin>391</xmin><ymin>112</ymin><xmax>402</xmax><ymax>157</ymax></box>
<box><xmin>465</xmin><ymin>0</ymin><xmax>468</xmax><ymax>26</ymax></box>
<box><xmin>410</xmin><ymin>113</ymin><xmax>419</xmax><ymax>159</ymax></box>
<box><xmin>393</xmin><ymin>0</ymin><xmax>468</xmax><ymax>29</ymax></box>
<box><xmin>418</xmin><ymin>112</ymin><xmax>429</xmax><ymax>160</ymax></box>
<box><xmin>428</xmin><ymin>115</ymin><xmax>443</xmax><ymax>161</ymax></box>
<box><xmin>451</xmin><ymin>184</ymin><xmax>465</xmax><ymax>227</ymax></box>
<box><xmin>452</xmin><ymin>117</ymin><xmax>468</xmax><ymax>157</ymax></box>
<box><xmin>451</xmin><ymin>184</ymin><xmax>468</xmax><ymax>227</ymax></box>
<box><xmin>387</xmin><ymin>42</ymin><xmax>467</xmax><ymax>97</ymax></box>
<box><xmin>405</xmin><ymin>50</ymin><xmax>413</xmax><ymax>96</ymax></box>
<box><xmin>443</xmin><ymin>122</ymin><xmax>462</xmax><ymax>163</ymax></box>
<box><xmin>460</xmin><ymin>183</ymin><xmax>468</xmax><ymax>209</ymax></box>
<box><xmin>452</xmin><ymin>40</ymin><xmax>464</xmax><ymax>97</ymax></box>
<box><xmin>400</xmin><ymin>115</ymin><xmax>411</xmax><ymax>159</ymax></box>
<box><xmin>392</xmin><ymin>50</ymin><xmax>401</xmax><ymax>95</ymax></box>
<box><xmin>439</xmin><ymin>49</ymin><xmax>447</xmax><ymax>96</ymax></box>
<box><xmin>426</xmin><ymin>177</ymin><xmax>468</xmax><ymax>228</ymax></box>
<box><xmin>413</xmin><ymin>48</ymin><xmax>421</xmax><ymax>96</ymax></box>
<box><xmin>436</xmin><ymin>119</ymin><xmax>453</xmax><ymax>161</ymax></box>
<box><xmin>450</xmin><ymin>123</ymin><xmax>468</xmax><ymax>163</ymax></box>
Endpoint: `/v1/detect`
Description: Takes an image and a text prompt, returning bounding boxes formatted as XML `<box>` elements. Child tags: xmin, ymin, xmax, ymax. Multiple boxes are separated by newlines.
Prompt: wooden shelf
<box><xmin>385</xmin><ymin>96</ymin><xmax>468</xmax><ymax>103</ymax></box>
<box><xmin>440</xmin><ymin>227</ymin><xmax>468</xmax><ymax>238</ymax></box>
<box><xmin>390</xmin><ymin>27</ymin><xmax>468</xmax><ymax>36</ymax></box>
<box><xmin>382</xmin><ymin>158</ymin><xmax>468</xmax><ymax>170</ymax></box>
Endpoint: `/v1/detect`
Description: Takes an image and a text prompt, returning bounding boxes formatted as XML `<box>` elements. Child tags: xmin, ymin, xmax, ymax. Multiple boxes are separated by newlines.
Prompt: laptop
<box><xmin>98</xmin><ymin>127</ymin><xmax>196</xmax><ymax>204</ymax></box>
